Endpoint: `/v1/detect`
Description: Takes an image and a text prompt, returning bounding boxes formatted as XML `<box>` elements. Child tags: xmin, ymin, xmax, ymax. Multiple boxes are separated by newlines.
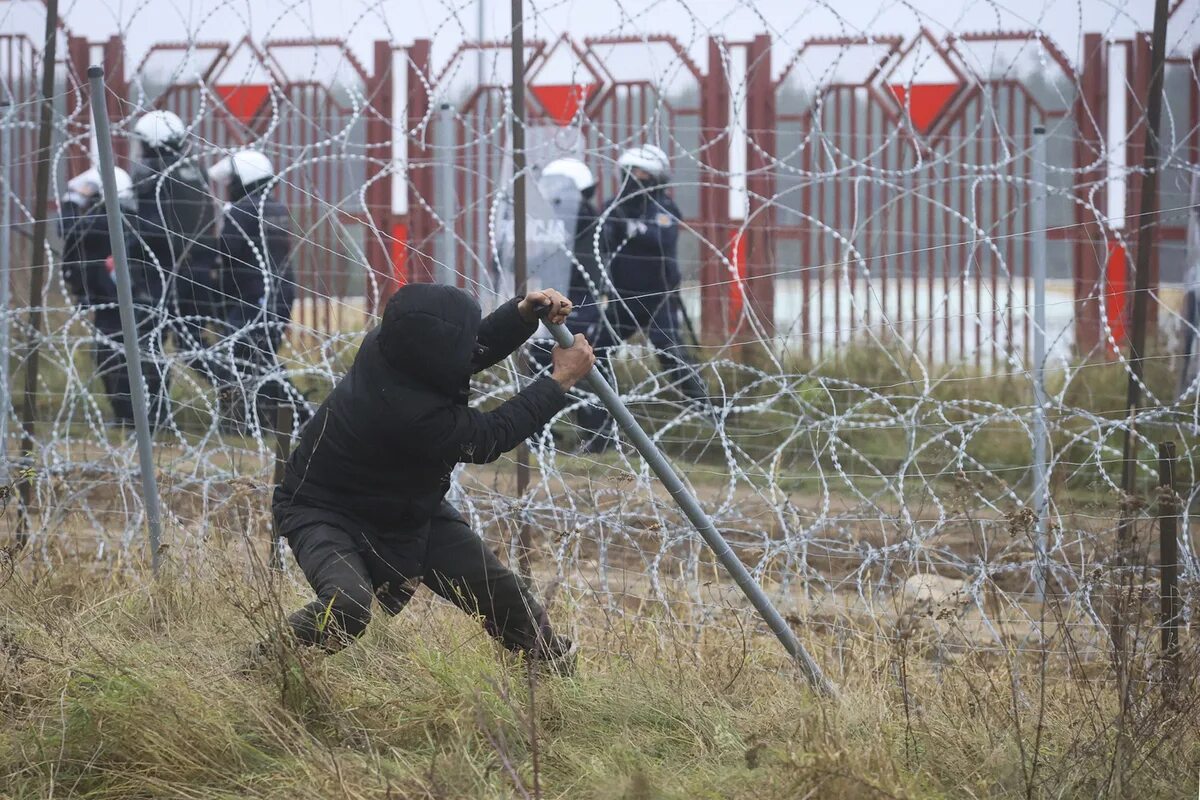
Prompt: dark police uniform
<box><xmin>585</xmin><ymin>185</ymin><xmax>709</xmax><ymax>444</ymax></box>
<box><xmin>216</xmin><ymin>183</ymin><xmax>304</xmax><ymax>428</ymax></box>
<box><xmin>59</xmin><ymin>198</ymin><xmax>135</xmax><ymax>426</ymax></box>
<box><xmin>128</xmin><ymin>150</ymin><xmax>226</xmax><ymax>424</ymax></box>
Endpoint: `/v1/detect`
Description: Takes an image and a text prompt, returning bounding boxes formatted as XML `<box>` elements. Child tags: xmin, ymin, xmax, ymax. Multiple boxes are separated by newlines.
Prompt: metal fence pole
<box><xmin>544</xmin><ymin>319</ymin><xmax>835</xmax><ymax>696</ymax></box>
<box><xmin>435</xmin><ymin>101</ymin><xmax>457</xmax><ymax>286</ymax></box>
<box><xmin>1157</xmin><ymin>441</ymin><xmax>1181</xmax><ymax>695</ymax></box>
<box><xmin>87</xmin><ymin>66</ymin><xmax>165</xmax><ymax>573</ymax></box>
<box><xmin>511</xmin><ymin>0</ymin><xmax>533</xmax><ymax>580</ymax></box>
<box><xmin>271</xmin><ymin>404</ymin><xmax>294</xmax><ymax>572</ymax></box>
<box><xmin>1031</xmin><ymin>125</ymin><xmax>1049</xmax><ymax>597</ymax></box>
<box><xmin>0</xmin><ymin>103</ymin><xmax>12</xmax><ymax>486</ymax></box>
<box><xmin>1114</xmin><ymin>0</ymin><xmax>1169</xmax><ymax>684</ymax></box>
<box><xmin>17</xmin><ymin>0</ymin><xmax>59</xmax><ymax>543</ymax></box>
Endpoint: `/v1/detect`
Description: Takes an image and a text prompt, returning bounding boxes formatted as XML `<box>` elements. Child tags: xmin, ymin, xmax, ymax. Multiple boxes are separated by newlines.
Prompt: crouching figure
<box><xmin>272</xmin><ymin>284</ymin><xmax>593</xmax><ymax>671</ymax></box>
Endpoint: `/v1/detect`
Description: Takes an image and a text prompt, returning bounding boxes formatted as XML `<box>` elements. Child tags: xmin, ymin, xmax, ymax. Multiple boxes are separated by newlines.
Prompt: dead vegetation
<box><xmin>0</xmin><ymin>527</ymin><xmax>1197</xmax><ymax>799</ymax></box>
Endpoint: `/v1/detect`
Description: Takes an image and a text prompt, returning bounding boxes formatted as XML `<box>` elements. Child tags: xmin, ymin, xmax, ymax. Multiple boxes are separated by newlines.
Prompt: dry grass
<box><xmin>0</xmin><ymin>538</ymin><xmax>1197</xmax><ymax>800</ymax></box>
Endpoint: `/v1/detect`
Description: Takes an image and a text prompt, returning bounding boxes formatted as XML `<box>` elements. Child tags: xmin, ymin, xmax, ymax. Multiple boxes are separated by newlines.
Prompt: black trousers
<box><xmin>592</xmin><ymin>293</ymin><xmax>708</xmax><ymax>400</ymax></box>
<box><xmin>283</xmin><ymin>501</ymin><xmax>552</xmax><ymax>652</ymax></box>
<box><xmin>90</xmin><ymin>302</ymin><xmax>170</xmax><ymax>428</ymax></box>
<box><xmin>222</xmin><ymin>302</ymin><xmax>308</xmax><ymax>432</ymax></box>
<box><xmin>91</xmin><ymin>307</ymin><xmax>134</xmax><ymax>426</ymax></box>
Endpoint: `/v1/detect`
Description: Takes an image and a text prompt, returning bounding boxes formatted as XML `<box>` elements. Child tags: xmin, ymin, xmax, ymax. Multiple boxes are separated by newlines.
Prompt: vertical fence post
<box><xmin>435</xmin><ymin>102</ymin><xmax>458</xmax><ymax>286</ymax></box>
<box><xmin>699</xmin><ymin>37</ymin><xmax>731</xmax><ymax>345</ymax></box>
<box><xmin>0</xmin><ymin>102</ymin><xmax>11</xmax><ymax>486</ymax></box>
<box><xmin>271</xmin><ymin>404</ymin><xmax>294</xmax><ymax>571</ymax></box>
<box><xmin>1073</xmin><ymin>33</ymin><xmax>1106</xmax><ymax>357</ymax></box>
<box><xmin>1117</xmin><ymin>0</ymin><xmax>1169</xmax><ymax>589</ymax></box>
<box><xmin>101</xmin><ymin>36</ymin><xmax>128</xmax><ymax>163</ymax></box>
<box><xmin>66</xmin><ymin>35</ymin><xmax>92</xmax><ymax>179</ymax></box>
<box><xmin>16</xmin><ymin>0</ymin><xmax>59</xmax><ymax>545</ymax></box>
<box><xmin>365</xmin><ymin>39</ymin><xmax>396</xmax><ymax>314</ymax></box>
<box><xmin>1031</xmin><ymin>125</ymin><xmax>1050</xmax><ymax>597</ymax></box>
<box><xmin>1157</xmin><ymin>441</ymin><xmax>1181</xmax><ymax>695</ymax></box>
<box><xmin>1129</xmin><ymin>32</ymin><xmax>1161</xmax><ymax>332</ymax></box>
<box><xmin>510</xmin><ymin>0</ymin><xmax>533</xmax><ymax>580</ymax></box>
<box><xmin>406</xmin><ymin>40</ymin><xmax>435</xmax><ymax>284</ymax></box>
<box><xmin>743</xmin><ymin>34</ymin><xmax>776</xmax><ymax>346</ymax></box>
<box><xmin>88</xmin><ymin>66</ymin><xmax>165</xmax><ymax>574</ymax></box>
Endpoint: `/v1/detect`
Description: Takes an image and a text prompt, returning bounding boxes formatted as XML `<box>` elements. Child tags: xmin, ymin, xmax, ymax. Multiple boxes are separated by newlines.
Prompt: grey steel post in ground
<box><xmin>544</xmin><ymin>320</ymin><xmax>836</xmax><ymax>696</ymax></box>
<box><xmin>17</xmin><ymin>0</ymin><xmax>59</xmax><ymax>543</ymax></box>
<box><xmin>87</xmin><ymin>65</ymin><xmax>165</xmax><ymax>573</ymax></box>
<box><xmin>1031</xmin><ymin>125</ymin><xmax>1049</xmax><ymax>596</ymax></box>
<box><xmin>1157</xmin><ymin>440</ymin><xmax>1181</xmax><ymax>695</ymax></box>
<box><xmin>0</xmin><ymin>103</ymin><xmax>12</xmax><ymax>486</ymax></box>
<box><xmin>510</xmin><ymin>0</ymin><xmax>533</xmax><ymax>579</ymax></box>
<box><xmin>435</xmin><ymin>102</ymin><xmax>457</xmax><ymax>286</ymax></box>
<box><xmin>271</xmin><ymin>404</ymin><xmax>295</xmax><ymax>572</ymax></box>
<box><xmin>1114</xmin><ymin>0</ymin><xmax>1169</xmax><ymax>676</ymax></box>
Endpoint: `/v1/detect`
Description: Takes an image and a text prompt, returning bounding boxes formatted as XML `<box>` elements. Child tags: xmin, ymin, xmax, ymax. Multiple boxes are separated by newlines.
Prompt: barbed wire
<box><xmin>1</xmin><ymin>0</ymin><xmax>1198</xmax><ymax>665</ymax></box>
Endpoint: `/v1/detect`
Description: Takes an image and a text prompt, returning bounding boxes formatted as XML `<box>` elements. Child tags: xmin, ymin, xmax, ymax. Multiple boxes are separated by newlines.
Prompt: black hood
<box><xmin>377</xmin><ymin>283</ymin><xmax>481</xmax><ymax>396</ymax></box>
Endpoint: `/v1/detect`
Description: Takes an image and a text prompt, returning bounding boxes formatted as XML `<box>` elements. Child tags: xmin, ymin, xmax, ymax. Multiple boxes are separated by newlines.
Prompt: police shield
<box><xmin>495</xmin><ymin>172</ymin><xmax>581</xmax><ymax>323</ymax></box>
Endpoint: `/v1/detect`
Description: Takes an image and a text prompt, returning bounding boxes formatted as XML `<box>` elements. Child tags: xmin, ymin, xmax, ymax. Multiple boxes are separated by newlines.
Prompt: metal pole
<box><xmin>511</xmin><ymin>0</ymin><xmax>533</xmax><ymax>578</ymax></box>
<box><xmin>1118</xmin><ymin>0</ymin><xmax>1169</xmax><ymax>534</ymax></box>
<box><xmin>17</xmin><ymin>0</ymin><xmax>59</xmax><ymax>543</ymax></box>
<box><xmin>0</xmin><ymin>103</ymin><xmax>12</xmax><ymax>486</ymax></box>
<box><xmin>1114</xmin><ymin>0</ymin><xmax>1169</xmax><ymax>664</ymax></box>
<box><xmin>544</xmin><ymin>320</ymin><xmax>835</xmax><ymax>696</ymax></box>
<box><xmin>1031</xmin><ymin>125</ymin><xmax>1049</xmax><ymax>597</ymax></box>
<box><xmin>435</xmin><ymin>102</ymin><xmax>457</xmax><ymax>286</ymax></box>
<box><xmin>87</xmin><ymin>66</ymin><xmax>165</xmax><ymax>573</ymax></box>
<box><xmin>1157</xmin><ymin>440</ymin><xmax>1180</xmax><ymax>696</ymax></box>
<box><xmin>271</xmin><ymin>404</ymin><xmax>294</xmax><ymax>571</ymax></box>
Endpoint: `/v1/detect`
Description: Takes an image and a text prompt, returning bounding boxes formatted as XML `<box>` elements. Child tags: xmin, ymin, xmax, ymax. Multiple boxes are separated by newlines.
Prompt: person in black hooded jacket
<box><xmin>272</xmin><ymin>283</ymin><xmax>593</xmax><ymax>667</ymax></box>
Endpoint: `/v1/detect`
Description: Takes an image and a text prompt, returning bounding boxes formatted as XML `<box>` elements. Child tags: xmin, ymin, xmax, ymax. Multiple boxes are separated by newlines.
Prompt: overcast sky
<box><xmin>3</xmin><ymin>0</ymin><xmax>1195</xmax><ymax>78</ymax></box>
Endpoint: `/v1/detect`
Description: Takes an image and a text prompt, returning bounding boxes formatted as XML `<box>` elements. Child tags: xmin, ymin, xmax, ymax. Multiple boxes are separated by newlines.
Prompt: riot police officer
<box><xmin>209</xmin><ymin>148</ymin><xmax>307</xmax><ymax>433</ymax></box>
<box><xmin>128</xmin><ymin>109</ymin><xmax>226</xmax><ymax>425</ymax></box>
<box><xmin>592</xmin><ymin>145</ymin><xmax>711</xmax><ymax>441</ymax></box>
<box><xmin>59</xmin><ymin>167</ymin><xmax>138</xmax><ymax>427</ymax></box>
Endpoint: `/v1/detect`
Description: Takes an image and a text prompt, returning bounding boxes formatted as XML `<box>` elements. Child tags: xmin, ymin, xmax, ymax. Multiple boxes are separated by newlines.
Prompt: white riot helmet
<box><xmin>541</xmin><ymin>157</ymin><xmax>595</xmax><ymax>193</ymax></box>
<box><xmin>209</xmin><ymin>149</ymin><xmax>275</xmax><ymax>189</ymax></box>
<box><xmin>63</xmin><ymin>166</ymin><xmax>134</xmax><ymax>209</ymax></box>
<box><xmin>617</xmin><ymin>144</ymin><xmax>670</xmax><ymax>183</ymax></box>
<box><xmin>133</xmin><ymin>109</ymin><xmax>187</xmax><ymax>151</ymax></box>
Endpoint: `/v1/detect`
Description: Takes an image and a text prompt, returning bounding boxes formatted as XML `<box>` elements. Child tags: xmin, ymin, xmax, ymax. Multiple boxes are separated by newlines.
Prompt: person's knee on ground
<box><xmin>287</xmin><ymin>587</ymin><xmax>374</xmax><ymax>650</ymax></box>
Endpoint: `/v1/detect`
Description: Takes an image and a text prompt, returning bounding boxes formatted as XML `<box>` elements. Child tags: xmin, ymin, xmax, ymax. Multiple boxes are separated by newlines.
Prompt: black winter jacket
<box><xmin>274</xmin><ymin>284</ymin><xmax>568</xmax><ymax>532</ymax></box>
<box><xmin>568</xmin><ymin>197</ymin><xmax>603</xmax><ymax>304</ymax></box>
<box><xmin>601</xmin><ymin>190</ymin><xmax>681</xmax><ymax>300</ymax></box>
<box><xmin>128</xmin><ymin>152</ymin><xmax>217</xmax><ymax>280</ymax></box>
<box><xmin>217</xmin><ymin>188</ymin><xmax>295</xmax><ymax>320</ymax></box>
<box><xmin>59</xmin><ymin>200</ymin><xmax>118</xmax><ymax>306</ymax></box>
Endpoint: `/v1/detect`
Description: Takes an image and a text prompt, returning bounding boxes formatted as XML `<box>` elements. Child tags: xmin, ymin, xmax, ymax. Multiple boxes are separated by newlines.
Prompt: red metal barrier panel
<box><xmin>769</xmin><ymin>30</ymin><xmax>1077</xmax><ymax>365</ymax></box>
<box><xmin>124</xmin><ymin>38</ymin><xmax>378</xmax><ymax>336</ymax></box>
<box><xmin>427</xmin><ymin>35</ymin><xmax>710</xmax><ymax>323</ymax></box>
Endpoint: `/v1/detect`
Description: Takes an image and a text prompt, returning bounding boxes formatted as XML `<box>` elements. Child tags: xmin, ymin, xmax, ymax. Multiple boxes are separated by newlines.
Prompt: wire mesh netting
<box><xmin>2</xmin><ymin>0</ymin><xmax>1200</xmax><ymax>674</ymax></box>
